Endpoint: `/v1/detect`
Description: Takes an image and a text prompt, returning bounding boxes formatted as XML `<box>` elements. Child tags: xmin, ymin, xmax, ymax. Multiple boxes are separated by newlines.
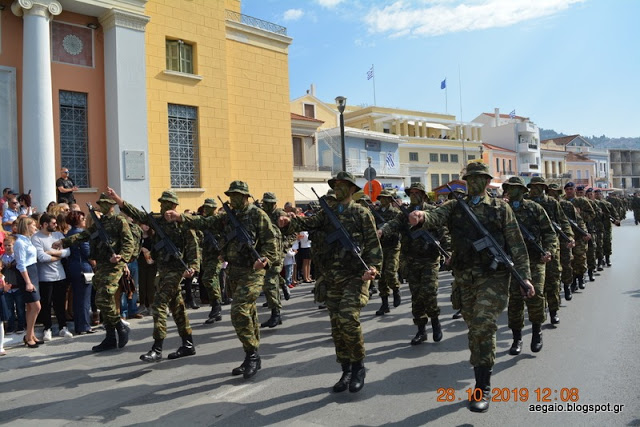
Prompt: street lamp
<box><xmin>335</xmin><ymin>96</ymin><xmax>347</xmax><ymax>172</ymax></box>
<box><xmin>479</xmin><ymin>145</ymin><xmax>484</xmax><ymax>162</ymax></box>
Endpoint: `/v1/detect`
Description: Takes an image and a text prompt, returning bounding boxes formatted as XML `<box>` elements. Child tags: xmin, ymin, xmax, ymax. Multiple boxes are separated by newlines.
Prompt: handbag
<box><xmin>119</xmin><ymin>271</ymin><xmax>136</xmax><ymax>300</ymax></box>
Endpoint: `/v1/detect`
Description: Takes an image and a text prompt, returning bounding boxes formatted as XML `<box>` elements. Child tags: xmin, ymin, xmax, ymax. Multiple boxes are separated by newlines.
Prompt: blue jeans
<box><xmin>4</xmin><ymin>290</ymin><xmax>26</xmax><ymax>332</ymax></box>
<box><xmin>120</xmin><ymin>260</ymin><xmax>139</xmax><ymax>318</ymax></box>
<box><xmin>70</xmin><ymin>274</ymin><xmax>92</xmax><ymax>333</ymax></box>
<box><xmin>284</xmin><ymin>264</ymin><xmax>294</xmax><ymax>286</ymax></box>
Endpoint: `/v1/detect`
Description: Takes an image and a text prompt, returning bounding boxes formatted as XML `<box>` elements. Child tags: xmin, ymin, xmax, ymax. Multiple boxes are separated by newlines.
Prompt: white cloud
<box><xmin>283</xmin><ymin>8</ymin><xmax>304</xmax><ymax>21</ymax></box>
<box><xmin>364</xmin><ymin>0</ymin><xmax>586</xmax><ymax>37</ymax></box>
<box><xmin>316</xmin><ymin>0</ymin><xmax>345</xmax><ymax>8</ymax></box>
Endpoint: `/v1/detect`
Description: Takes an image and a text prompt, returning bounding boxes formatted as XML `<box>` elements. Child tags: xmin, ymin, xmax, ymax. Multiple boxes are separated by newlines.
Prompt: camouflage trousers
<box><xmin>544</xmin><ymin>251</ymin><xmax>562</xmax><ymax>312</ymax></box>
<box><xmin>152</xmin><ymin>270</ymin><xmax>192</xmax><ymax>340</ymax></box>
<box><xmin>227</xmin><ymin>266</ymin><xmax>265</xmax><ymax>352</ymax></box>
<box><xmin>634</xmin><ymin>209</ymin><xmax>640</xmax><ymax>223</ymax></box>
<box><xmin>572</xmin><ymin>239</ymin><xmax>588</xmax><ymax>277</ymax></box>
<box><xmin>262</xmin><ymin>261</ymin><xmax>283</xmax><ymax>311</ymax></box>
<box><xmin>559</xmin><ymin>243</ymin><xmax>573</xmax><ymax>286</ymax></box>
<box><xmin>378</xmin><ymin>246</ymin><xmax>400</xmax><ymax>297</ymax></box>
<box><xmin>325</xmin><ymin>274</ymin><xmax>369</xmax><ymax>364</ymax></box>
<box><xmin>201</xmin><ymin>257</ymin><xmax>221</xmax><ymax>303</ymax></box>
<box><xmin>587</xmin><ymin>234</ymin><xmax>597</xmax><ymax>270</ymax></box>
<box><xmin>603</xmin><ymin>226</ymin><xmax>613</xmax><ymax>257</ymax></box>
<box><xmin>403</xmin><ymin>257</ymin><xmax>440</xmax><ymax>325</ymax></box>
<box><xmin>92</xmin><ymin>263</ymin><xmax>126</xmax><ymax>328</ymax></box>
<box><xmin>458</xmin><ymin>267</ymin><xmax>509</xmax><ymax>368</ymax></box>
<box><xmin>508</xmin><ymin>262</ymin><xmax>546</xmax><ymax>330</ymax></box>
<box><xmin>594</xmin><ymin>229</ymin><xmax>604</xmax><ymax>261</ymax></box>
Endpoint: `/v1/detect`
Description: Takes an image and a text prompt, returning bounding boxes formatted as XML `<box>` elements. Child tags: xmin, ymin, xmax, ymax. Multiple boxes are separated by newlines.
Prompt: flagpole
<box><xmin>372</xmin><ymin>64</ymin><xmax>377</xmax><ymax>106</ymax></box>
<box><xmin>445</xmin><ymin>84</ymin><xmax>448</xmax><ymax>113</ymax></box>
<box><xmin>458</xmin><ymin>64</ymin><xmax>467</xmax><ymax>163</ymax></box>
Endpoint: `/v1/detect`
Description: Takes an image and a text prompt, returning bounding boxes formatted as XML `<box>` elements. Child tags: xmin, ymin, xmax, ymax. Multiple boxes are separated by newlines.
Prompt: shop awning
<box><xmin>424</xmin><ymin>122</ymin><xmax>451</xmax><ymax>130</ymax></box>
<box><xmin>294</xmin><ymin>182</ymin><xmax>331</xmax><ymax>203</ymax></box>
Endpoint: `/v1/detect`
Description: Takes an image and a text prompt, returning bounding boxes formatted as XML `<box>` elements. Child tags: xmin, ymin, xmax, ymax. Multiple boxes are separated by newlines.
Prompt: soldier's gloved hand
<box><xmin>521</xmin><ymin>279</ymin><xmax>535</xmax><ymax>299</ymax></box>
<box><xmin>164</xmin><ymin>210</ymin><xmax>182</xmax><ymax>222</ymax></box>
<box><xmin>183</xmin><ymin>268</ymin><xmax>195</xmax><ymax>278</ymax></box>
<box><xmin>540</xmin><ymin>252</ymin><xmax>552</xmax><ymax>263</ymax></box>
<box><xmin>566</xmin><ymin>239</ymin><xmax>576</xmax><ymax>249</ymax></box>
<box><xmin>278</xmin><ymin>216</ymin><xmax>290</xmax><ymax>228</ymax></box>
<box><xmin>408</xmin><ymin>210</ymin><xmax>425</xmax><ymax>226</ymax></box>
<box><xmin>362</xmin><ymin>267</ymin><xmax>378</xmax><ymax>281</ymax></box>
<box><xmin>52</xmin><ymin>240</ymin><xmax>63</xmax><ymax>250</ymax></box>
<box><xmin>110</xmin><ymin>254</ymin><xmax>122</xmax><ymax>264</ymax></box>
<box><xmin>254</xmin><ymin>258</ymin><xmax>269</xmax><ymax>270</ymax></box>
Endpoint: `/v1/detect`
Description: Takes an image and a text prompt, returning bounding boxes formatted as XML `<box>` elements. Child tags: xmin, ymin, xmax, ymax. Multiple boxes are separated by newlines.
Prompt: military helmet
<box><xmin>203</xmin><ymin>198</ymin><xmax>217</xmax><ymax>208</ymax></box>
<box><xmin>378</xmin><ymin>189</ymin><xmax>394</xmax><ymax>199</ymax></box>
<box><xmin>564</xmin><ymin>182</ymin><xmax>575</xmax><ymax>189</ymax></box>
<box><xmin>328</xmin><ymin>171</ymin><xmax>361</xmax><ymax>191</ymax></box>
<box><xmin>97</xmin><ymin>192</ymin><xmax>116</xmax><ymax>205</ymax></box>
<box><xmin>502</xmin><ymin>176</ymin><xmax>528</xmax><ymax>191</ymax></box>
<box><xmin>405</xmin><ymin>182</ymin><xmax>426</xmax><ymax>197</ymax></box>
<box><xmin>157</xmin><ymin>190</ymin><xmax>179</xmax><ymax>205</ymax></box>
<box><xmin>262</xmin><ymin>192</ymin><xmax>277</xmax><ymax>203</ymax></box>
<box><xmin>462</xmin><ymin>161</ymin><xmax>493</xmax><ymax>180</ymax></box>
<box><xmin>547</xmin><ymin>183</ymin><xmax>563</xmax><ymax>193</ymax></box>
<box><xmin>528</xmin><ymin>176</ymin><xmax>548</xmax><ymax>188</ymax></box>
<box><xmin>224</xmin><ymin>180</ymin><xmax>251</xmax><ymax>196</ymax></box>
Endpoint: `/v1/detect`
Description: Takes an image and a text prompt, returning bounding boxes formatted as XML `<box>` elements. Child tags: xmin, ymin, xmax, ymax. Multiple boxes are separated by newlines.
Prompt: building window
<box><xmin>409</xmin><ymin>152</ymin><xmax>419</xmax><ymax>161</ymax></box>
<box><xmin>496</xmin><ymin>158</ymin><xmax>500</xmax><ymax>173</ymax></box>
<box><xmin>431</xmin><ymin>174</ymin><xmax>439</xmax><ymax>189</ymax></box>
<box><xmin>303</xmin><ymin>103</ymin><xmax>315</xmax><ymax>118</ymax></box>
<box><xmin>452</xmin><ymin>174</ymin><xmax>459</xmax><ymax>181</ymax></box>
<box><xmin>441</xmin><ymin>173</ymin><xmax>450</xmax><ymax>184</ymax></box>
<box><xmin>585</xmin><ymin>170</ymin><xmax>589</xmax><ymax>179</ymax></box>
<box><xmin>429</xmin><ymin>153</ymin><xmax>438</xmax><ymax>162</ymax></box>
<box><xmin>508</xmin><ymin>159</ymin><xmax>512</xmax><ymax>173</ymax></box>
<box><xmin>166</xmin><ymin>39</ymin><xmax>194</xmax><ymax>74</ymax></box>
<box><xmin>292</xmin><ymin>137</ymin><xmax>303</xmax><ymax>166</ymax></box>
<box><xmin>577</xmin><ymin>170</ymin><xmax>582</xmax><ymax>179</ymax></box>
<box><xmin>450</xmin><ymin>154</ymin><xmax>459</xmax><ymax>163</ymax></box>
<box><xmin>411</xmin><ymin>177</ymin><xmax>422</xmax><ymax>184</ymax></box>
<box><xmin>440</xmin><ymin>154</ymin><xmax>449</xmax><ymax>162</ymax></box>
<box><xmin>59</xmin><ymin>90</ymin><xmax>89</xmax><ymax>188</ymax></box>
<box><xmin>503</xmin><ymin>159</ymin><xmax>506</xmax><ymax>173</ymax></box>
<box><xmin>468</xmin><ymin>155</ymin><xmax>476</xmax><ymax>160</ymax></box>
<box><xmin>168</xmin><ymin>104</ymin><xmax>200</xmax><ymax>188</ymax></box>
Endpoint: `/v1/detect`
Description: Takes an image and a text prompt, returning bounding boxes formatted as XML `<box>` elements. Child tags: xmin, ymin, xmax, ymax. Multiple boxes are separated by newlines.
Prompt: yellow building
<box><xmin>145</xmin><ymin>0</ymin><xmax>294</xmax><ymax>208</ymax></box>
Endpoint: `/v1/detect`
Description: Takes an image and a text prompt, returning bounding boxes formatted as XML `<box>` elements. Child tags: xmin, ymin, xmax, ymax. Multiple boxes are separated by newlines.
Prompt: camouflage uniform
<box><xmin>120</xmin><ymin>191</ymin><xmax>200</xmax><ymax>361</ymax></box>
<box><xmin>585</xmin><ymin>190</ymin><xmax>605</xmax><ymax>274</ymax></box>
<box><xmin>596</xmin><ymin>191</ymin><xmax>618</xmax><ymax>262</ymax></box>
<box><xmin>503</xmin><ymin>178</ymin><xmax>557</xmax><ymax>350</ymax></box>
<box><xmin>563</xmin><ymin>184</ymin><xmax>594</xmax><ymax>286</ymax></box>
<box><xmin>179</xmin><ymin>182</ymin><xmax>277</xmax><ymax>377</ymax></box>
<box><xmin>62</xmin><ymin>194</ymin><xmax>134</xmax><ymax>351</ymax></box>
<box><xmin>381</xmin><ymin>183</ymin><xmax>449</xmax><ymax>342</ymax></box>
<box><xmin>631</xmin><ymin>195</ymin><xmax>640</xmax><ymax>224</ymax></box>
<box><xmin>200</xmin><ymin>198</ymin><xmax>223</xmax><ymax>323</ymax></box>
<box><xmin>376</xmin><ymin>190</ymin><xmax>401</xmax><ymax>300</ymax></box>
<box><xmin>548</xmin><ymin>184</ymin><xmax>578</xmax><ymax>300</ymax></box>
<box><xmin>309</xmin><ymin>190</ymin><xmax>336</xmax><ymax>307</ymax></box>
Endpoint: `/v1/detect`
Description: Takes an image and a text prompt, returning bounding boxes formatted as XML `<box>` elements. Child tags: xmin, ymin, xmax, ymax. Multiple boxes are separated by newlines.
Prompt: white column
<box><xmin>12</xmin><ymin>0</ymin><xmax>61</xmax><ymax>209</ymax></box>
<box><xmin>100</xmin><ymin>9</ymin><xmax>151</xmax><ymax>208</ymax></box>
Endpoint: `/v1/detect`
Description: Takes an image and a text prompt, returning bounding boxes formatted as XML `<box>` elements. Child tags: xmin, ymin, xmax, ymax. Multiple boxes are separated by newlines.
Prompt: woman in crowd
<box><xmin>66</xmin><ymin>211</ymin><xmax>95</xmax><ymax>334</ymax></box>
<box><xmin>13</xmin><ymin>217</ymin><xmax>42</xmax><ymax>348</ymax></box>
<box><xmin>137</xmin><ymin>223</ymin><xmax>156</xmax><ymax>316</ymax></box>
<box><xmin>17</xmin><ymin>193</ymin><xmax>36</xmax><ymax>216</ymax></box>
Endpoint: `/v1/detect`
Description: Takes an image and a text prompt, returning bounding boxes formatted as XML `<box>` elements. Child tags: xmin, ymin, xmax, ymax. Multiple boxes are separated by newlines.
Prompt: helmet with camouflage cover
<box><xmin>462</xmin><ymin>161</ymin><xmax>493</xmax><ymax>180</ymax></box>
<box><xmin>502</xmin><ymin>176</ymin><xmax>528</xmax><ymax>191</ymax></box>
<box><xmin>547</xmin><ymin>183</ymin><xmax>563</xmax><ymax>193</ymax></box>
<box><xmin>404</xmin><ymin>182</ymin><xmax>426</xmax><ymax>197</ymax></box>
<box><xmin>203</xmin><ymin>198</ymin><xmax>217</xmax><ymax>208</ymax></box>
<box><xmin>262</xmin><ymin>192</ymin><xmax>277</xmax><ymax>203</ymax></box>
<box><xmin>378</xmin><ymin>189</ymin><xmax>394</xmax><ymax>199</ymax></box>
<box><xmin>97</xmin><ymin>192</ymin><xmax>116</xmax><ymax>205</ymax></box>
<box><xmin>328</xmin><ymin>171</ymin><xmax>361</xmax><ymax>191</ymax></box>
<box><xmin>157</xmin><ymin>190</ymin><xmax>179</xmax><ymax>205</ymax></box>
<box><xmin>527</xmin><ymin>176</ymin><xmax>548</xmax><ymax>188</ymax></box>
<box><xmin>224</xmin><ymin>180</ymin><xmax>251</xmax><ymax>197</ymax></box>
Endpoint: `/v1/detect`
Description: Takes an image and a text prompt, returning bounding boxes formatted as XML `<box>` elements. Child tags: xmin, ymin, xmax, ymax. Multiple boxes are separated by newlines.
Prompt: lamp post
<box><xmin>479</xmin><ymin>145</ymin><xmax>484</xmax><ymax>162</ymax></box>
<box><xmin>335</xmin><ymin>96</ymin><xmax>347</xmax><ymax>172</ymax></box>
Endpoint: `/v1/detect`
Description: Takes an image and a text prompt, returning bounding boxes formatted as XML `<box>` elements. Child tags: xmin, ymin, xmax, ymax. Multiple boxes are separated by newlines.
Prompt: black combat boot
<box><xmin>92</xmin><ymin>326</ymin><xmax>117</xmax><ymax>352</ymax></box>
<box><xmin>349</xmin><ymin>360</ymin><xmax>366</xmax><ymax>393</ymax></box>
<box><xmin>369</xmin><ymin>283</ymin><xmax>378</xmax><ymax>297</ymax></box>
<box><xmin>260</xmin><ymin>309</ymin><xmax>282</xmax><ymax>328</ymax></box>
<box><xmin>550</xmin><ymin>310</ymin><xmax>560</xmax><ymax>325</ymax></box>
<box><xmin>597</xmin><ymin>259</ymin><xmax>604</xmax><ymax>271</ymax></box>
<box><xmin>606</xmin><ymin>255</ymin><xmax>612</xmax><ymax>267</ymax></box>
<box><xmin>332</xmin><ymin>363</ymin><xmax>351</xmax><ymax>393</ymax></box>
<box><xmin>410</xmin><ymin>324</ymin><xmax>427</xmax><ymax>345</ymax></box>
<box><xmin>583</xmin><ymin>273</ymin><xmax>590</xmax><ymax>286</ymax></box>
<box><xmin>571</xmin><ymin>277</ymin><xmax>578</xmax><ymax>292</ymax></box>
<box><xmin>140</xmin><ymin>339</ymin><xmax>163</xmax><ymax>362</ymax></box>
<box><xmin>281</xmin><ymin>282</ymin><xmax>291</xmax><ymax>301</ymax></box>
<box><xmin>452</xmin><ymin>309</ymin><xmax>462</xmax><ymax>319</ymax></box>
<box><xmin>431</xmin><ymin>317</ymin><xmax>443</xmax><ymax>342</ymax></box>
<box><xmin>243</xmin><ymin>351</ymin><xmax>261</xmax><ymax>379</ymax></box>
<box><xmin>115</xmin><ymin>320</ymin><xmax>130</xmax><ymax>348</ymax></box>
<box><xmin>392</xmin><ymin>288</ymin><xmax>402</xmax><ymax>307</ymax></box>
<box><xmin>531</xmin><ymin>323</ymin><xmax>543</xmax><ymax>353</ymax></box>
<box><xmin>184</xmin><ymin>280</ymin><xmax>200</xmax><ymax>309</ymax></box>
<box><xmin>469</xmin><ymin>367</ymin><xmax>492</xmax><ymax>413</ymax></box>
<box><xmin>375</xmin><ymin>296</ymin><xmax>390</xmax><ymax>316</ymax></box>
<box><xmin>205</xmin><ymin>300</ymin><xmax>222</xmax><ymax>324</ymax></box>
<box><xmin>564</xmin><ymin>283</ymin><xmax>573</xmax><ymax>301</ymax></box>
<box><xmin>509</xmin><ymin>329</ymin><xmax>523</xmax><ymax>355</ymax></box>
<box><xmin>168</xmin><ymin>334</ymin><xmax>196</xmax><ymax>360</ymax></box>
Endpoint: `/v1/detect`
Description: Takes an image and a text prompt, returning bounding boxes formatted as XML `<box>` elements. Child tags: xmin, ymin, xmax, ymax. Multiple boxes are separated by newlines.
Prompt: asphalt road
<box><xmin>1</xmin><ymin>218</ymin><xmax>638</xmax><ymax>426</ymax></box>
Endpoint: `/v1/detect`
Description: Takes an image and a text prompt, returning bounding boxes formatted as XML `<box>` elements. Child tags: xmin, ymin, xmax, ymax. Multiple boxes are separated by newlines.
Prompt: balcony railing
<box><xmin>225</xmin><ymin>10</ymin><xmax>287</xmax><ymax>35</ymax></box>
<box><xmin>342</xmin><ymin>159</ymin><xmax>410</xmax><ymax>177</ymax></box>
<box><xmin>294</xmin><ymin>165</ymin><xmax>332</xmax><ymax>172</ymax></box>
<box><xmin>543</xmin><ymin>173</ymin><xmax>572</xmax><ymax>179</ymax></box>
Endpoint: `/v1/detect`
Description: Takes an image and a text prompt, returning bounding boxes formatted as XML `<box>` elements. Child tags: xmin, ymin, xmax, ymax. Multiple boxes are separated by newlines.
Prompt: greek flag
<box><xmin>367</xmin><ymin>66</ymin><xmax>374</xmax><ymax>80</ymax></box>
<box><xmin>509</xmin><ymin>109</ymin><xmax>516</xmax><ymax>118</ymax></box>
<box><xmin>386</xmin><ymin>152</ymin><xmax>395</xmax><ymax>168</ymax></box>
<box><xmin>441</xmin><ymin>78</ymin><xmax>446</xmax><ymax>89</ymax></box>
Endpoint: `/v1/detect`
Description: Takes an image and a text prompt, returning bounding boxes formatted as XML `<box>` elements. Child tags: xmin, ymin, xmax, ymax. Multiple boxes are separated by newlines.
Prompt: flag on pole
<box><xmin>367</xmin><ymin>66</ymin><xmax>374</xmax><ymax>80</ymax></box>
<box><xmin>385</xmin><ymin>152</ymin><xmax>395</xmax><ymax>168</ymax></box>
<box><xmin>441</xmin><ymin>78</ymin><xmax>446</xmax><ymax>89</ymax></box>
<box><xmin>509</xmin><ymin>109</ymin><xmax>516</xmax><ymax>118</ymax></box>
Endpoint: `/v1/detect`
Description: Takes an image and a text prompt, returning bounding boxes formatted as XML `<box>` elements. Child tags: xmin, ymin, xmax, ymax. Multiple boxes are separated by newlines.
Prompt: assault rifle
<box><xmin>609</xmin><ymin>215</ymin><xmax>621</xmax><ymax>227</ymax></box>
<box><xmin>311</xmin><ymin>187</ymin><xmax>369</xmax><ymax>272</ymax></box>
<box><xmin>86</xmin><ymin>203</ymin><xmax>116</xmax><ymax>256</ymax></box>
<box><xmin>393</xmin><ymin>200</ymin><xmax>450</xmax><ymax>259</ymax></box>
<box><xmin>217</xmin><ymin>196</ymin><xmax>264</xmax><ymax>263</ymax></box>
<box><xmin>567</xmin><ymin>218</ymin><xmax>589</xmax><ymax>237</ymax></box>
<box><xmin>363</xmin><ymin>199</ymin><xmax>386</xmax><ymax>227</ymax></box>
<box><xmin>518</xmin><ymin>223</ymin><xmax>547</xmax><ymax>257</ymax></box>
<box><xmin>446</xmin><ymin>185</ymin><xmax>531</xmax><ymax>295</ymax></box>
<box><xmin>203</xmin><ymin>230</ymin><xmax>221</xmax><ymax>251</ymax></box>
<box><xmin>551</xmin><ymin>221</ymin><xmax>572</xmax><ymax>243</ymax></box>
<box><xmin>142</xmin><ymin>206</ymin><xmax>189</xmax><ymax>270</ymax></box>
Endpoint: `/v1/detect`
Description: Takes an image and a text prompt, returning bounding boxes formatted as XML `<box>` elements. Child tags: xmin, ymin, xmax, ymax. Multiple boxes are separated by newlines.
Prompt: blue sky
<box><xmin>241</xmin><ymin>0</ymin><xmax>639</xmax><ymax>138</ymax></box>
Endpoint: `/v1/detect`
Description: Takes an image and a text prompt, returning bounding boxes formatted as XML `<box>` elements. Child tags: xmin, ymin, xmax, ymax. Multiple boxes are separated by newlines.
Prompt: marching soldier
<box><xmin>578</xmin><ymin>187</ymin><xmax>601</xmax><ymax>282</ymax></box>
<box><xmin>107</xmin><ymin>188</ymin><xmax>200</xmax><ymax>363</ymax></box>
<box><xmin>595</xmin><ymin>189</ymin><xmax>620</xmax><ymax>266</ymax></box>
<box><xmin>503</xmin><ymin>177</ymin><xmax>556</xmax><ymax>354</ymax></box>
<box><xmin>279</xmin><ymin>172</ymin><xmax>381</xmax><ymax>394</ymax></box>
<box><xmin>409</xmin><ymin>162</ymin><xmax>534</xmax><ymax>412</ymax></box>
<box><xmin>309</xmin><ymin>189</ymin><xmax>337</xmax><ymax>310</ymax></box>
<box><xmin>54</xmin><ymin>193</ymin><xmax>134</xmax><ymax>352</ymax></box>
<box><xmin>374</xmin><ymin>189</ymin><xmax>402</xmax><ymax>315</ymax></box>
<box><xmin>200</xmin><ymin>198</ymin><xmax>224</xmax><ymax>324</ymax></box>
<box><xmin>165</xmin><ymin>181</ymin><xmax>278</xmax><ymax>379</ymax></box>
<box><xmin>632</xmin><ymin>192</ymin><xmax>640</xmax><ymax>225</ymax></box>
<box><xmin>562</xmin><ymin>182</ymin><xmax>594</xmax><ymax>291</ymax></box>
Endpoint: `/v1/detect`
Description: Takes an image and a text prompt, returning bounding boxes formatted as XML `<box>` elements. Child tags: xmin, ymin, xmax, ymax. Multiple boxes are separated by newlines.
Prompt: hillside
<box><xmin>540</xmin><ymin>129</ymin><xmax>640</xmax><ymax>150</ymax></box>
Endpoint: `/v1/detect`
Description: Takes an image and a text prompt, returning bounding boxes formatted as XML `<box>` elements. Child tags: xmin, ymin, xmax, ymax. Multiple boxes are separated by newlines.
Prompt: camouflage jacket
<box><xmin>558</xmin><ymin>199</ymin><xmax>588</xmax><ymax>235</ymax></box>
<box><xmin>381</xmin><ymin>201</ymin><xmax>449</xmax><ymax>260</ymax></box>
<box><xmin>596</xmin><ymin>199</ymin><xmax>617</xmax><ymax>228</ymax></box>
<box><xmin>420</xmin><ymin>195</ymin><xmax>531</xmax><ymax>280</ymax></box>
<box><xmin>531</xmin><ymin>195</ymin><xmax>574</xmax><ymax>241</ymax></box>
<box><xmin>631</xmin><ymin>196</ymin><xmax>640</xmax><ymax>210</ymax></box>
<box><xmin>128</xmin><ymin>221</ymin><xmax>143</xmax><ymax>263</ymax></box>
<box><xmin>63</xmin><ymin>212</ymin><xmax>134</xmax><ymax>266</ymax></box>
<box><xmin>120</xmin><ymin>201</ymin><xmax>200</xmax><ymax>273</ymax></box>
<box><xmin>282</xmin><ymin>200</ymin><xmax>382</xmax><ymax>278</ymax></box>
<box><xmin>509</xmin><ymin>199</ymin><xmax>558</xmax><ymax>259</ymax></box>
<box><xmin>182</xmin><ymin>203</ymin><xmax>278</xmax><ymax>270</ymax></box>
<box><xmin>377</xmin><ymin>205</ymin><xmax>401</xmax><ymax>248</ymax></box>
<box><xmin>198</xmin><ymin>214</ymin><xmax>223</xmax><ymax>261</ymax></box>
<box><xmin>586</xmin><ymin>198</ymin><xmax>604</xmax><ymax>232</ymax></box>
<box><xmin>266</xmin><ymin>207</ymin><xmax>297</xmax><ymax>255</ymax></box>
<box><xmin>564</xmin><ymin>196</ymin><xmax>596</xmax><ymax>224</ymax></box>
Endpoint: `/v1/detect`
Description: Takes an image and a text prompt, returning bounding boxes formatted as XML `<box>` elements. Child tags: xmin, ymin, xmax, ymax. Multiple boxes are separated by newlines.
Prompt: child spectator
<box><xmin>284</xmin><ymin>241</ymin><xmax>298</xmax><ymax>288</ymax></box>
<box><xmin>1</xmin><ymin>236</ymin><xmax>25</xmax><ymax>335</ymax></box>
